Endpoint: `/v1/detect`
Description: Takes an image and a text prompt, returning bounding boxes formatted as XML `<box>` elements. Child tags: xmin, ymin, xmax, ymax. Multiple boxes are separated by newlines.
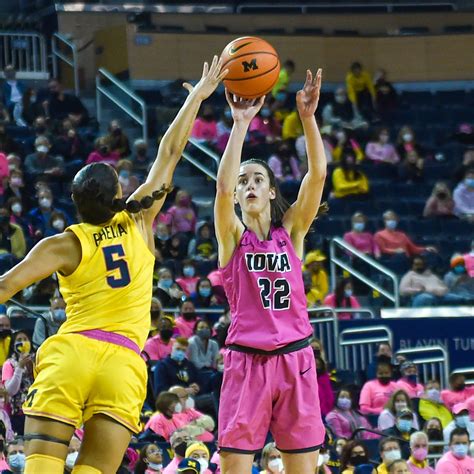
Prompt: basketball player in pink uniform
<box><xmin>215</xmin><ymin>69</ymin><xmax>326</xmax><ymax>474</ymax></box>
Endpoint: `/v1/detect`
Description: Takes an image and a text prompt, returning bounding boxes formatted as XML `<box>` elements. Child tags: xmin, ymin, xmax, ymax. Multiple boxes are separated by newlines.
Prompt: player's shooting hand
<box><xmin>225</xmin><ymin>90</ymin><xmax>265</xmax><ymax>124</ymax></box>
<box><xmin>183</xmin><ymin>55</ymin><xmax>228</xmax><ymax>100</ymax></box>
<box><xmin>297</xmin><ymin>68</ymin><xmax>322</xmax><ymax>119</ymax></box>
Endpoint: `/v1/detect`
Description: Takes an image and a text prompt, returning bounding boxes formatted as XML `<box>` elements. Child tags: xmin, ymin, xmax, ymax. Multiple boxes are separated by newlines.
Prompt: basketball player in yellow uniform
<box><xmin>0</xmin><ymin>57</ymin><xmax>227</xmax><ymax>474</ymax></box>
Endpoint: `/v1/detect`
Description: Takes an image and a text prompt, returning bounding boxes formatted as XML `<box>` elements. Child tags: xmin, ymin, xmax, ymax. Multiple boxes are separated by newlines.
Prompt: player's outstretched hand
<box><xmin>296</xmin><ymin>68</ymin><xmax>322</xmax><ymax>119</ymax></box>
<box><xmin>225</xmin><ymin>89</ymin><xmax>265</xmax><ymax>124</ymax></box>
<box><xmin>183</xmin><ymin>55</ymin><xmax>228</xmax><ymax>100</ymax></box>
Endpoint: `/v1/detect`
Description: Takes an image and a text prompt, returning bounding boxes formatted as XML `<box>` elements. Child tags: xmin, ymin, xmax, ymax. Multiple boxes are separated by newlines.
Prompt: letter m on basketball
<box><xmin>242</xmin><ymin>58</ymin><xmax>258</xmax><ymax>72</ymax></box>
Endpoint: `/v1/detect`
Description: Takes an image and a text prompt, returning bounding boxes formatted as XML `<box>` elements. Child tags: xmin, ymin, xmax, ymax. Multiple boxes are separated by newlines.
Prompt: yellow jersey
<box><xmin>57</xmin><ymin>211</ymin><xmax>154</xmax><ymax>350</ymax></box>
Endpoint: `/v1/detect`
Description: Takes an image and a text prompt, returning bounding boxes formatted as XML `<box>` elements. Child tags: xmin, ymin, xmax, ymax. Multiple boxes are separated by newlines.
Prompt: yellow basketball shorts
<box><xmin>23</xmin><ymin>333</ymin><xmax>147</xmax><ymax>433</ymax></box>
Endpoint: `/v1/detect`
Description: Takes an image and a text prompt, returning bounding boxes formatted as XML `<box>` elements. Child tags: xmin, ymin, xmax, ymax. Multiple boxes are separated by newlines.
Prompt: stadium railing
<box><xmin>183</xmin><ymin>138</ymin><xmax>220</xmax><ymax>181</ymax></box>
<box><xmin>96</xmin><ymin>67</ymin><xmax>148</xmax><ymax>142</ymax></box>
<box><xmin>309</xmin><ymin>307</ymin><xmax>340</xmax><ymax>367</ymax></box>
<box><xmin>330</xmin><ymin>237</ymin><xmax>400</xmax><ymax>307</ymax></box>
<box><xmin>395</xmin><ymin>345</ymin><xmax>450</xmax><ymax>388</ymax></box>
<box><xmin>52</xmin><ymin>33</ymin><xmax>79</xmax><ymax>96</ymax></box>
<box><xmin>0</xmin><ymin>31</ymin><xmax>48</xmax><ymax>80</ymax></box>
<box><xmin>451</xmin><ymin>367</ymin><xmax>474</xmax><ymax>386</ymax></box>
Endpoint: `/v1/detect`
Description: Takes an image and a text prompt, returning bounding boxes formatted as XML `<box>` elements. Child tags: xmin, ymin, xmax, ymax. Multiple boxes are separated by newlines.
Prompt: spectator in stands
<box><xmin>0</xmin><ymin>153</ymin><xmax>9</xmax><ymax>195</ymax></box>
<box><xmin>272</xmin><ymin>59</ymin><xmax>295</xmax><ymax>96</ymax></box>
<box><xmin>107</xmin><ymin>119</ymin><xmax>130</xmax><ymax>157</ymax></box>
<box><xmin>366</xmin><ymin>342</ymin><xmax>393</xmax><ymax>380</ymax></box>
<box><xmin>132</xmin><ymin>138</ymin><xmax>151</xmax><ymax>178</ymax></box>
<box><xmin>32</xmin><ymin>294</ymin><xmax>66</xmax><ymax>349</ymax></box>
<box><xmin>424</xmin><ymin>417</ymin><xmax>444</xmax><ymax>455</ymax></box>
<box><xmin>395</xmin><ymin>361</ymin><xmax>425</xmax><ymax>397</ymax></box>
<box><xmin>116</xmin><ymin>159</ymin><xmax>140</xmax><ymax>198</ymax></box>
<box><xmin>270</xmin><ymin>89</ymin><xmax>291</xmax><ymax>124</ymax></box>
<box><xmin>346</xmin><ymin>62</ymin><xmax>376</xmax><ymax>121</ymax></box>
<box><xmin>465</xmin><ymin>239</ymin><xmax>474</xmax><ymax>277</ymax></box>
<box><xmin>24</xmin><ymin>135</ymin><xmax>65</xmax><ymax>182</ymax></box>
<box><xmin>443</xmin><ymin>255</ymin><xmax>474</xmax><ymax>304</ymax></box>
<box><xmin>4</xmin><ymin>170</ymin><xmax>25</xmax><ymax>209</ymax></box>
<box><xmin>153</xmin><ymin>338</ymin><xmax>200</xmax><ymax>396</ymax></box>
<box><xmin>378</xmin><ymin>438</ymin><xmax>403</xmax><ymax>474</ymax></box>
<box><xmin>176</xmin><ymin>260</ymin><xmax>199</xmax><ymax>297</ymax></box>
<box><xmin>378</xmin><ymin>389</ymin><xmax>419</xmax><ymax>431</ymax></box>
<box><xmin>382</xmin><ymin>408</ymin><xmax>417</xmax><ymax>458</ymax></box>
<box><xmin>191</xmin><ymin>104</ymin><xmax>217</xmax><ymax>144</ymax></box>
<box><xmin>326</xmin><ymin>388</ymin><xmax>376</xmax><ymax>440</ymax></box>
<box><xmin>185</xmin><ymin>442</ymin><xmax>212</xmax><ymax>474</ymax></box>
<box><xmin>423</xmin><ymin>182</ymin><xmax>455</xmax><ymax>219</ymax></box>
<box><xmin>20</xmin><ymin>88</ymin><xmax>43</xmax><ymax>126</ymax></box>
<box><xmin>282</xmin><ymin>106</ymin><xmax>303</xmax><ymax>140</ymax></box>
<box><xmin>323</xmin><ymin>277</ymin><xmax>361</xmax><ymax>319</ymax></box>
<box><xmin>169</xmin><ymin>386</ymin><xmax>215</xmax><ymax>442</ymax></box>
<box><xmin>303</xmin><ymin>270</ymin><xmax>323</xmax><ymax>308</ymax></box>
<box><xmin>400</xmin><ymin>255</ymin><xmax>464</xmax><ymax>307</ymax></box>
<box><xmin>44</xmin><ymin>78</ymin><xmax>89</xmax><ymax>125</ymax></box>
<box><xmin>374</xmin><ymin>69</ymin><xmax>397</xmax><ymax>121</ymax></box>
<box><xmin>44</xmin><ymin>210</ymin><xmax>68</xmax><ymax>237</ymax></box>
<box><xmin>2</xmin><ymin>331</ymin><xmax>34</xmax><ymax>434</ymax></box>
<box><xmin>453</xmin><ymin>168</ymin><xmax>474</xmax><ymax>222</ymax></box>
<box><xmin>442</xmin><ymin>373</ymin><xmax>474</xmax><ymax>411</ymax></box>
<box><xmin>453</xmin><ymin>148</ymin><xmax>474</xmax><ymax>185</ymax></box>
<box><xmin>249</xmin><ymin>104</ymin><xmax>281</xmax><ymax>146</ymax></box>
<box><xmin>215</xmin><ymin>108</ymin><xmax>233</xmax><ymax>154</ymax></box>
<box><xmin>166</xmin><ymin>190</ymin><xmax>197</xmax><ymax>236</ymax></box>
<box><xmin>399</xmin><ymin>148</ymin><xmax>425</xmax><ymax>184</ymax></box>
<box><xmin>154</xmin><ymin>267</ymin><xmax>184</xmax><ymax>307</ymax></box>
<box><xmin>162</xmin><ymin>428</ymin><xmax>193</xmax><ymax>474</ymax></box>
<box><xmin>407</xmin><ymin>431</ymin><xmax>435</xmax><ymax>474</ymax></box>
<box><xmin>322</xmin><ymin>87</ymin><xmax>367</xmax><ymax>131</ymax></box>
<box><xmin>359</xmin><ymin>361</ymin><xmax>397</xmax><ymax>415</ymax></box>
<box><xmin>388</xmin><ymin>460</ymin><xmax>410</xmax><ymax>474</ymax></box>
<box><xmin>260</xmin><ymin>442</ymin><xmax>284</xmax><ymax>474</ymax></box>
<box><xmin>436</xmin><ymin>427</ymin><xmax>474</xmax><ymax>473</ymax></box>
<box><xmin>6</xmin><ymin>437</ymin><xmax>26</xmax><ymax>473</ymax></box>
<box><xmin>145</xmin><ymin>391</ymin><xmax>186</xmax><ymax>441</ymax></box>
<box><xmin>187</xmin><ymin>222</ymin><xmax>218</xmax><ymax>264</ymax></box>
<box><xmin>344</xmin><ymin>212</ymin><xmax>380</xmax><ymax>257</ymax></box>
<box><xmin>0</xmin><ymin>207</ymin><xmax>26</xmax><ymax>272</ymax></box>
<box><xmin>187</xmin><ymin>320</ymin><xmax>219</xmax><ymax>370</ymax></box>
<box><xmin>192</xmin><ymin>278</ymin><xmax>219</xmax><ymax>309</ymax></box>
<box><xmin>365</xmin><ymin>127</ymin><xmax>400</xmax><ymax>165</ymax></box>
<box><xmin>0</xmin><ymin>123</ymin><xmax>19</xmax><ymax>155</ymax></box>
<box><xmin>86</xmin><ymin>136</ymin><xmax>120</xmax><ymax>166</ymax></box>
<box><xmin>339</xmin><ymin>440</ymin><xmax>373</xmax><ymax>473</ymax></box>
<box><xmin>304</xmin><ymin>250</ymin><xmax>329</xmax><ymax>299</ymax></box>
<box><xmin>397</xmin><ymin>126</ymin><xmax>426</xmax><ymax>162</ymax></box>
<box><xmin>332</xmin><ymin>127</ymin><xmax>364</xmax><ymax>163</ymax></box>
<box><xmin>175</xmin><ymin>299</ymin><xmax>199</xmax><ymax>339</ymax></box>
<box><xmin>268</xmin><ymin>140</ymin><xmax>302</xmax><ymax>199</ymax></box>
<box><xmin>443</xmin><ymin>403</ymin><xmax>474</xmax><ymax>445</ymax></box>
<box><xmin>315</xmin><ymin>353</ymin><xmax>334</xmax><ymax>419</ymax></box>
<box><xmin>0</xmin><ymin>313</ymin><xmax>11</xmax><ymax>367</ymax></box>
<box><xmin>375</xmin><ymin>211</ymin><xmax>435</xmax><ymax>258</ymax></box>
<box><xmin>134</xmin><ymin>444</ymin><xmax>163</xmax><ymax>474</ymax></box>
<box><xmin>331</xmin><ymin>152</ymin><xmax>369</xmax><ymax>199</ymax></box>
<box><xmin>143</xmin><ymin>314</ymin><xmax>175</xmax><ymax>361</ymax></box>
<box><xmin>2</xmin><ymin>66</ymin><xmax>25</xmax><ymax>116</ymax></box>
<box><xmin>418</xmin><ymin>380</ymin><xmax>453</xmax><ymax>428</ymax></box>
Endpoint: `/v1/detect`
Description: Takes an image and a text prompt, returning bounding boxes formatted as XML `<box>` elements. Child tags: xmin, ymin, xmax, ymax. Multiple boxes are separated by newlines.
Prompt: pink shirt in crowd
<box><xmin>174</xmin><ymin>316</ymin><xmax>196</xmax><ymax>339</ymax></box>
<box><xmin>178</xmin><ymin>407</ymin><xmax>214</xmax><ymax>442</ymax></box>
<box><xmin>365</xmin><ymin>142</ymin><xmax>400</xmax><ymax>164</ymax></box>
<box><xmin>323</xmin><ymin>293</ymin><xmax>361</xmax><ymax>320</ymax></box>
<box><xmin>143</xmin><ymin>335</ymin><xmax>176</xmax><ymax>361</ymax></box>
<box><xmin>145</xmin><ymin>413</ymin><xmax>184</xmax><ymax>441</ymax></box>
<box><xmin>435</xmin><ymin>450</ymin><xmax>474</xmax><ymax>473</ymax></box>
<box><xmin>325</xmin><ymin>408</ymin><xmax>378</xmax><ymax>439</ymax></box>
<box><xmin>176</xmin><ymin>276</ymin><xmax>199</xmax><ymax>296</ymax></box>
<box><xmin>343</xmin><ymin>231</ymin><xmax>380</xmax><ymax>257</ymax></box>
<box><xmin>162</xmin><ymin>457</ymin><xmax>180</xmax><ymax>474</ymax></box>
<box><xmin>86</xmin><ymin>150</ymin><xmax>120</xmax><ymax>165</ymax></box>
<box><xmin>317</xmin><ymin>371</ymin><xmax>335</xmax><ymax>418</ymax></box>
<box><xmin>166</xmin><ymin>205</ymin><xmax>196</xmax><ymax>234</ymax></box>
<box><xmin>359</xmin><ymin>379</ymin><xmax>397</xmax><ymax>415</ymax></box>
<box><xmin>191</xmin><ymin>118</ymin><xmax>217</xmax><ymax>142</ymax></box>
<box><xmin>464</xmin><ymin>252</ymin><xmax>474</xmax><ymax>277</ymax></box>
<box><xmin>441</xmin><ymin>387</ymin><xmax>474</xmax><ymax>411</ymax></box>
<box><xmin>407</xmin><ymin>458</ymin><xmax>435</xmax><ymax>474</ymax></box>
<box><xmin>374</xmin><ymin>229</ymin><xmax>425</xmax><ymax>257</ymax></box>
<box><xmin>394</xmin><ymin>378</ymin><xmax>425</xmax><ymax>398</ymax></box>
<box><xmin>267</xmin><ymin>155</ymin><xmax>302</xmax><ymax>181</ymax></box>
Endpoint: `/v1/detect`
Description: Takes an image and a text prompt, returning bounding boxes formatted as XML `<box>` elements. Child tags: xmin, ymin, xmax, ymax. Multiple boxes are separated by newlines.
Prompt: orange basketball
<box><xmin>220</xmin><ymin>36</ymin><xmax>280</xmax><ymax>99</ymax></box>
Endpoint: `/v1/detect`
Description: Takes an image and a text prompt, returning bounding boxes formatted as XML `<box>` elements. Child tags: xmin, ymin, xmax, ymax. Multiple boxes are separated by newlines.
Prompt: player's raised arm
<box><xmin>130</xmin><ymin>56</ymin><xmax>228</xmax><ymax>225</ymax></box>
<box><xmin>214</xmin><ymin>91</ymin><xmax>265</xmax><ymax>267</ymax></box>
<box><xmin>282</xmin><ymin>69</ymin><xmax>327</xmax><ymax>255</ymax></box>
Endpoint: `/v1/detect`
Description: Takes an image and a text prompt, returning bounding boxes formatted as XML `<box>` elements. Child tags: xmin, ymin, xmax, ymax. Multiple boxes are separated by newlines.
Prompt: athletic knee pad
<box><xmin>72</xmin><ymin>465</ymin><xmax>102</xmax><ymax>474</ymax></box>
<box><xmin>24</xmin><ymin>454</ymin><xmax>65</xmax><ymax>474</ymax></box>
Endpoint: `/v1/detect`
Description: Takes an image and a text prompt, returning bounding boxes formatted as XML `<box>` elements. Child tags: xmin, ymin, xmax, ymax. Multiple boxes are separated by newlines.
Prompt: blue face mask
<box><xmin>353</xmin><ymin>222</ymin><xmax>365</xmax><ymax>232</ymax></box>
<box><xmin>385</xmin><ymin>219</ymin><xmax>397</xmax><ymax>230</ymax></box>
<box><xmin>199</xmin><ymin>287</ymin><xmax>212</xmax><ymax>298</ymax></box>
<box><xmin>465</xmin><ymin>178</ymin><xmax>474</xmax><ymax>188</ymax></box>
<box><xmin>456</xmin><ymin>415</ymin><xmax>470</xmax><ymax>428</ymax></box>
<box><xmin>159</xmin><ymin>278</ymin><xmax>173</xmax><ymax>289</ymax></box>
<box><xmin>261</xmin><ymin>108</ymin><xmax>271</xmax><ymax>118</ymax></box>
<box><xmin>119</xmin><ymin>170</ymin><xmax>130</xmax><ymax>180</ymax></box>
<box><xmin>183</xmin><ymin>266</ymin><xmax>195</xmax><ymax>278</ymax></box>
<box><xmin>52</xmin><ymin>309</ymin><xmax>66</xmax><ymax>323</ymax></box>
<box><xmin>171</xmin><ymin>349</ymin><xmax>186</xmax><ymax>362</ymax></box>
<box><xmin>344</xmin><ymin>289</ymin><xmax>353</xmax><ymax>298</ymax></box>
<box><xmin>8</xmin><ymin>453</ymin><xmax>25</xmax><ymax>470</ymax></box>
<box><xmin>407</xmin><ymin>374</ymin><xmax>418</xmax><ymax>384</ymax></box>
<box><xmin>452</xmin><ymin>443</ymin><xmax>469</xmax><ymax>458</ymax></box>
<box><xmin>397</xmin><ymin>419</ymin><xmax>413</xmax><ymax>432</ymax></box>
<box><xmin>453</xmin><ymin>265</ymin><xmax>466</xmax><ymax>275</ymax></box>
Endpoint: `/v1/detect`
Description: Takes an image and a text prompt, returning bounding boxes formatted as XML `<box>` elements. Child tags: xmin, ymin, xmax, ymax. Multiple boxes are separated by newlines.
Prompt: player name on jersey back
<box><xmin>93</xmin><ymin>223</ymin><xmax>127</xmax><ymax>247</ymax></box>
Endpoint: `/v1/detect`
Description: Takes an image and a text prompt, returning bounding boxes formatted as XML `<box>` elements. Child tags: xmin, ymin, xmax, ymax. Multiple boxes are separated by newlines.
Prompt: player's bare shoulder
<box><xmin>50</xmin><ymin>231</ymin><xmax>82</xmax><ymax>276</ymax></box>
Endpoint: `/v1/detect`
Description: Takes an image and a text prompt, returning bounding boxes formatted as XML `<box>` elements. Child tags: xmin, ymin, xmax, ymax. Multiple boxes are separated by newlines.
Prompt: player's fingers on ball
<box><xmin>202</xmin><ymin>61</ymin><xmax>209</xmax><ymax>77</ymax></box>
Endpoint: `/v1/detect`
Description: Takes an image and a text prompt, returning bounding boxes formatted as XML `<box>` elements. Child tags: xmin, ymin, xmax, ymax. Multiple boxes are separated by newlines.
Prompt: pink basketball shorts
<box><xmin>218</xmin><ymin>345</ymin><xmax>325</xmax><ymax>453</ymax></box>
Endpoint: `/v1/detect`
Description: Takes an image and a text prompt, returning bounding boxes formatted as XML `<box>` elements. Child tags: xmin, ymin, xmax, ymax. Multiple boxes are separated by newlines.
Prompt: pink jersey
<box><xmin>221</xmin><ymin>226</ymin><xmax>312</xmax><ymax>351</ymax></box>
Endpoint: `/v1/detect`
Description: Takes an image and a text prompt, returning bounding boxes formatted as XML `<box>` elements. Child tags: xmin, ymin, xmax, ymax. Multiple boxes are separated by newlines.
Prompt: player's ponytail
<box><xmin>110</xmin><ymin>185</ymin><xmax>173</xmax><ymax>214</ymax></box>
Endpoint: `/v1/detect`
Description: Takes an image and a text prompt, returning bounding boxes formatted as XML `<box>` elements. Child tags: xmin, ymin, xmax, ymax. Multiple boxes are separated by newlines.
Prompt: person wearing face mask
<box><xmin>423</xmin><ymin>182</ymin><xmax>455</xmax><ymax>218</ymax></box>
<box><xmin>303</xmin><ymin>250</ymin><xmax>329</xmax><ymax>300</ymax></box>
<box><xmin>177</xmin><ymin>457</ymin><xmax>202</xmax><ymax>474</ymax></box>
<box><xmin>365</xmin><ymin>127</ymin><xmax>400</xmax><ymax>165</ymax></box>
<box><xmin>175</xmin><ymin>300</ymin><xmax>199</xmax><ymax>339</ymax></box>
<box><xmin>191</xmin><ymin>104</ymin><xmax>218</xmax><ymax>144</ymax></box>
<box><xmin>423</xmin><ymin>417</ymin><xmax>445</xmax><ymax>455</ymax></box>
<box><xmin>268</xmin><ymin>140</ymin><xmax>302</xmax><ymax>184</ymax></box>
<box><xmin>153</xmin><ymin>338</ymin><xmax>200</xmax><ymax>397</ymax></box>
<box><xmin>323</xmin><ymin>278</ymin><xmax>361</xmax><ymax>320</ymax></box>
<box><xmin>7</xmin><ymin>197</ymin><xmax>32</xmax><ymax>245</ymax></box>
<box><xmin>106</xmin><ymin>119</ymin><xmax>130</xmax><ymax>157</ymax></box>
<box><xmin>322</xmin><ymin>87</ymin><xmax>367</xmax><ymax>131</ymax></box>
<box><xmin>192</xmin><ymin>278</ymin><xmax>218</xmax><ymax>309</ymax></box>
<box><xmin>344</xmin><ymin>212</ymin><xmax>381</xmax><ymax>258</ymax></box>
<box><xmin>407</xmin><ymin>431</ymin><xmax>435</xmax><ymax>473</ymax></box>
<box><xmin>331</xmin><ymin>128</ymin><xmax>365</xmax><ymax>164</ymax></box>
<box><xmin>45</xmin><ymin>210</ymin><xmax>68</xmax><ymax>237</ymax></box>
<box><xmin>340</xmin><ymin>440</ymin><xmax>374</xmax><ymax>474</ymax></box>
<box><xmin>24</xmin><ymin>135</ymin><xmax>65</xmax><ymax>181</ymax></box>
<box><xmin>134</xmin><ymin>443</ymin><xmax>163</xmax><ymax>474</ymax></box>
<box><xmin>188</xmin><ymin>320</ymin><xmax>219</xmax><ymax>370</ymax></box>
<box><xmin>443</xmin><ymin>404</ymin><xmax>474</xmax><ymax>447</ymax></box>
<box><xmin>436</xmin><ymin>427</ymin><xmax>474</xmax><ymax>473</ymax></box>
<box><xmin>377</xmin><ymin>438</ymin><xmax>403</xmax><ymax>474</ymax></box>
<box><xmin>188</xmin><ymin>223</ymin><xmax>219</xmax><ymax>267</ymax></box>
<box><xmin>394</xmin><ymin>361</ymin><xmax>425</xmax><ymax>398</ymax></box>
<box><xmin>360</xmin><ymin>362</ymin><xmax>397</xmax><ymax>415</ymax></box>
<box><xmin>418</xmin><ymin>381</ymin><xmax>453</xmax><ymax>429</ymax></box>
<box><xmin>345</xmin><ymin>61</ymin><xmax>376</xmax><ymax>121</ymax></box>
<box><xmin>260</xmin><ymin>442</ymin><xmax>285</xmax><ymax>474</ymax></box>
<box><xmin>6</xmin><ymin>438</ymin><xmax>26</xmax><ymax>474</ymax></box>
<box><xmin>382</xmin><ymin>409</ymin><xmax>417</xmax><ymax>458</ymax></box>
<box><xmin>176</xmin><ymin>260</ymin><xmax>200</xmax><ymax>297</ymax></box>
<box><xmin>162</xmin><ymin>428</ymin><xmax>194</xmax><ymax>474</ymax></box>
<box><xmin>143</xmin><ymin>315</ymin><xmax>176</xmax><ymax>361</ymax></box>
<box><xmin>4</xmin><ymin>170</ymin><xmax>25</xmax><ymax>207</ymax></box>
<box><xmin>378</xmin><ymin>390</ymin><xmax>419</xmax><ymax>431</ymax></box>
<box><xmin>443</xmin><ymin>255</ymin><xmax>474</xmax><ymax>303</ymax></box>
<box><xmin>154</xmin><ymin>267</ymin><xmax>184</xmax><ymax>307</ymax></box>
<box><xmin>166</xmin><ymin>190</ymin><xmax>197</xmax><ymax>236</ymax></box>
<box><xmin>453</xmin><ymin>168</ymin><xmax>474</xmax><ymax>223</ymax></box>
<box><xmin>331</xmin><ymin>152</ymin><xmax>369</xmax><ymax>199</ymax></box>
<box><xmin>185</xmin><ymin>442</ymin><xmax>213</xmax><ymax>474</ymax></box>
<box><xmin>441</xmin><ymin>373</ymin><xmax>474</xmax><ymax>411</ymax></box>
<box><xmin>366</xmin><ymin>342</ymin><xmax>393</xmax><ymax>381</ymax></box>
<box><xmin>0</xmin><ymin>314</ymin><xmax>12</xmax><ymax>367</ymax></box>
<box><xmin>132</xmin><ymin>138</ymin><xmax>150</xmax><ymax>178</ymax></box>
<box><xmin>169</xmin><ymin>385</ymin><xmax>215</xmax><ymax>442</ymax></box>
<box><xmin>396</xmin><ymin>126</ymin><xmax>425</xmax><ymax>162</ymax></box>
<box><xmin>326</xmin><ymin>388</ymin><xmax>376</xmax><ymax>440</ymax></box>
<box><xmin>86</xmin><ymin>136</ymin><xmax>120</xmax><ymax>166</ymax></box>
<box><xmin>0</xmin><ymin>207</ymin><xmax>26</xmax><ymax>273</ymax></box>
<box><xmin>32</xmin><ymin>294</ymin><xmax>67</xmax><ymax>350</ymax></box>
<box><xmin>115</xmin><ymin>159</ymin><xmax>139</xmax><ymax>198</ymax></box>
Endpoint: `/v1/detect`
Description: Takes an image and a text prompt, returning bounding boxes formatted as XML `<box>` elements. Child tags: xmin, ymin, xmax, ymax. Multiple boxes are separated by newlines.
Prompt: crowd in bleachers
<box><xmin>0</xmin><ymin>56</ymin><xmax>474</xmax><ymax>473</ymax></box>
